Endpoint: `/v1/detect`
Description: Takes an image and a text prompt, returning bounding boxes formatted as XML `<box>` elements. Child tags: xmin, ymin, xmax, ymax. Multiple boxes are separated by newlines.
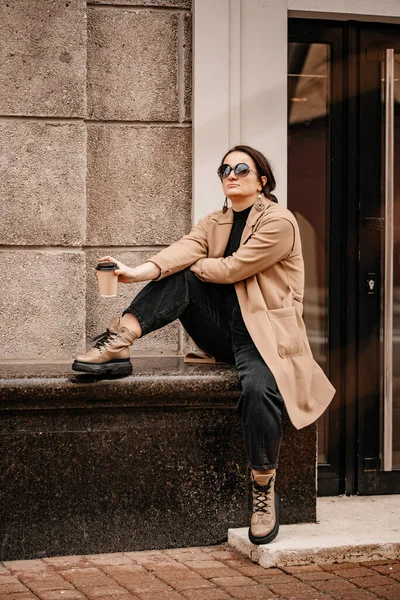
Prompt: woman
<box><xmin>72</xmin><ymin>145</ymin><xmax>336</xmax><ymax>545</ymax></box>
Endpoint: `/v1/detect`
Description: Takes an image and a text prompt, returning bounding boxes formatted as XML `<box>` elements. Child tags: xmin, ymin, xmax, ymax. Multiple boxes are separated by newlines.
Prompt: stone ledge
<box><xmin>0</xmin><ymin>358</ymin><xmax>241</xmax><ymax>409</ymax></box>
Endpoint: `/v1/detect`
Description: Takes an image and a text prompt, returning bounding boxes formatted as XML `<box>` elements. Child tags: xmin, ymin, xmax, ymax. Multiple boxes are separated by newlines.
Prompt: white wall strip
<box><xmin>240</xmin><ymin>0</ymin><xmax>288</xmax><ymax>206</ymax></box>
<box><xmin>193</xmin><ymin>0</ymin><xmax>230</xmax><ymax>223</ymax></box>
<box><xmin>193</xmin><ymin>0</ymin><xmax>289</xmax><ymax>220</ymax></box>
<box><xmin>229</xmin><ymin>0</ymin><xmax>242</xmax><ymax>147</ymax></box>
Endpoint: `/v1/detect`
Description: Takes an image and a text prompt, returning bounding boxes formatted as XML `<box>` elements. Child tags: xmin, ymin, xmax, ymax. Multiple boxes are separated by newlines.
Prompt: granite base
<box><xmin>0</xmin><ymin>359</ymin><xmax>316</xmax><ymax>560</ymax></box>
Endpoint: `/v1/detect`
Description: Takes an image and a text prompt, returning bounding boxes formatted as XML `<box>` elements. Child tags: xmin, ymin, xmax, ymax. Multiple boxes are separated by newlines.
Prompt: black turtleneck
<box><xmin>218</xmin><ymin>204</ymin><xmax>253</xmax><ymax>300</ymax></box>
<box><xmin>223</xmin><ymin>204</ymin><xmax>253</xmax><ymax>257</ymax></box>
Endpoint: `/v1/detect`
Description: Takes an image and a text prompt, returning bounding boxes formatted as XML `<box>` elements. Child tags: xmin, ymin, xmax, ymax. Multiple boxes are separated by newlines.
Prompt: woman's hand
<box><xmin>98</xmin><ymin>256</ymin><xmax>161</xmax><ymax>283</ymax></box>
<box><xmin>98</xmin><ymin>256</ymin><xmax>135</xmax><ymax>283</ymax></box>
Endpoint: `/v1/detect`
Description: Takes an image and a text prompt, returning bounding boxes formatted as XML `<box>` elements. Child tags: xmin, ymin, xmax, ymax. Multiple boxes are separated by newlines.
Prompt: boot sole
<box><xmin>72</xmin><ymin>359</ymin><xmax>133</xmax><ymax>376</ymax></box>
<box><xmin>248</xmin><ymin>494</ymin><xmax>280</xmax><ymax>545</ymax></box>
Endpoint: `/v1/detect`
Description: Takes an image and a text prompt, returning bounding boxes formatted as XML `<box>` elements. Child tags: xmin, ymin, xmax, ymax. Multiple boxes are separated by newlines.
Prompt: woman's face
<box><xmin>219</xmin><ymin>151</ymin><xmax>267</xmax><ymax>201</ymax></box>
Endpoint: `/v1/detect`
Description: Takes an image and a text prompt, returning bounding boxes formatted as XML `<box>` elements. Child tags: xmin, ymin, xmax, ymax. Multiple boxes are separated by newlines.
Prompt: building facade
<box><xmin>0</xmin><ymin>0</ymin><xmax>399</xmax><ymax>519</ymax></box>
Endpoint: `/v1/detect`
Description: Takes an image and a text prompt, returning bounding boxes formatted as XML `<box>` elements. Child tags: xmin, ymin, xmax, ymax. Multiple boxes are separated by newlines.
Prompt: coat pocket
<box><xmin>268</xmin><ymin>306</ymin><xmax>304</xmax><ymax>358</ymax></box>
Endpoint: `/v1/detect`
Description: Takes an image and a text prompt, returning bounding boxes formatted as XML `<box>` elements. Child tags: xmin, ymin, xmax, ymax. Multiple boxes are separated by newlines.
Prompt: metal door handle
<box><xmin>383</xmin><ymin>48</ymin><xmax>394</xmax><ymax>471</ymax></box>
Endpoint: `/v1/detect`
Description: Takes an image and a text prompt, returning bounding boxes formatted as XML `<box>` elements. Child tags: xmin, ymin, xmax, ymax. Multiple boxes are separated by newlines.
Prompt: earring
<box><xmin>222</xmin><ymin>197</ymin><xmax>229</xmax><ymax>214</ymax></box>
<box><xmin>255</xmin><ymin>191</ymin><xmax>265</xmax><ymax>212</ymax></box>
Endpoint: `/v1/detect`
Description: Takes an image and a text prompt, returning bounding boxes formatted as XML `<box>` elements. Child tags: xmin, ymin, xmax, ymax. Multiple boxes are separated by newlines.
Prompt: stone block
<box><xmin>0</xmin><ymin>251</ymin><xmax>85</xmax><ymax>360</ymax></box>
<box><xmin>0</xmin><ymin>121</ymin><xmax>86</xmax><ymax>245</ymax></box>
<box><xmin>0</xmin><ymin>0</ymin><xmax>86</xmax><ymax>117</ymax></box>
<box><xmin>183</xmin><ymin>12</ymin><xmax>192</xmax><ymax>122</ymax></box>
<box><xmin>90</xmin><ymin>0</ymin><xmax>191</xmax><ymax>8</ymax></box>
<box><xmin>87</xmin><ymin>9</ymin><xmax>178</xmax><ymax>121</ymax></box>
<box><xmin>0</xmin><ymin>399</ymin><xmax>245</xmax><ymax>560</ymax></box>
<box><xmin>86</xmin><ymin>125</ymin><xmax>191</xmax><ymax>245</ymax></box>
<box><xmin>85</xmin><ymin>249</ymin><xmax>180</xmax><ymax>354</ymax></box>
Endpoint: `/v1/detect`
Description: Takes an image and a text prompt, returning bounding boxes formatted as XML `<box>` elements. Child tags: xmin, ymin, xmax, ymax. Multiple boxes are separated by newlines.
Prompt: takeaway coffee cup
<box><xmin>96</xmin><ymin>262</ymin><xmax>118</xmax><ymax>297</ymax></box>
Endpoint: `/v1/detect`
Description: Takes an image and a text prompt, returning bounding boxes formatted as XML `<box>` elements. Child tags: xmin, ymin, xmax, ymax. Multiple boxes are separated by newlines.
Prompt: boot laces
<box><xmin>91</xmin><ymin>329</ymin><xmax>119</xmax><ymax>353</ymax></box>
<box><xmin>252</xmin><ymin>478</ymin><xmax>273</xmax><ymax>514</ymax></box>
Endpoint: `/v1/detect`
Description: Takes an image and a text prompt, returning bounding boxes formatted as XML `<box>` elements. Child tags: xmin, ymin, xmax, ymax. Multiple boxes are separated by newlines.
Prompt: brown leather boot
<box><xmin>72</xmin><ymin>316</ymin><xmax>136</xmax><ymax>376</ymax></box>
<box><xmin>248</xmin><ymin>471</ymin><xmax>279</xmax><ymax>545</ymax></box>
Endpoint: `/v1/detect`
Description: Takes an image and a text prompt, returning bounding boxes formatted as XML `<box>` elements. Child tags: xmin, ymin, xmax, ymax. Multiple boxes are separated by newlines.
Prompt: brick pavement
<box><xmin>1</xmin><ymin>545</ymin><xmax>399</xmax><ymax>600</ymax></box>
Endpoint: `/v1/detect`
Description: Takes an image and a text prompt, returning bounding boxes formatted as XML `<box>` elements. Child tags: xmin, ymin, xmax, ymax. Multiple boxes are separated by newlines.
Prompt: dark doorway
<box><xmin>288</xmin><ymin>19</ymin><xmax>400</xmax><ymax>496</ymax></box>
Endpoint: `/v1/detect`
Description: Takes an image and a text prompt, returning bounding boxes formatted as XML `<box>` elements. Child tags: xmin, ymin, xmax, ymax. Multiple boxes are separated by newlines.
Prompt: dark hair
<box><xmin>220</xmin><ymin>144</ymin><xmax>278</xmax><ymax>203</ymax></box>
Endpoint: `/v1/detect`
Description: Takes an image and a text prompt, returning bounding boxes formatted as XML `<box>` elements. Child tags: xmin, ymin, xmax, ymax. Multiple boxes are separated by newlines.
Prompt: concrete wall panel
<box><xmin>85</xmin><ymin>250</ymin><xmax>180</xmax><ymax>355</ymax></box>
<box><xmin>0</xmin><ymin>121</ymin><xmax>86</xmax><ymax>246</ymax></box>
<box><xmin>86</xmin><ymin>125</ymin><xmax>191</xmax><ymax>245</ymax></box>
<box><xmin>0</xmin><ymin>0</ymin><xmax>86</xmax><ymax>117</ymax></box>
<box><xmin>0</xmin><ymin>251</ymin><xmax>85</xmax><ymax>360</ymax></box>
<box><xmin>87</xmin><ymin>9</ymin><xmax>179</xmax><ymax>121</ymax></box>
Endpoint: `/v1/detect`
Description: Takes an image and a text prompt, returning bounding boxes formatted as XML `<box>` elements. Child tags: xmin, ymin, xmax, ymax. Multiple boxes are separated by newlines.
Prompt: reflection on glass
<box><xmin>392</xmin><ymin>54</ymin><xmax>400</xmax><ymax>468</ymax></box>
<box><xmin>288</xmin><ymin>43</ymin><xmax>330</xmax><ymax>464</ymax></box>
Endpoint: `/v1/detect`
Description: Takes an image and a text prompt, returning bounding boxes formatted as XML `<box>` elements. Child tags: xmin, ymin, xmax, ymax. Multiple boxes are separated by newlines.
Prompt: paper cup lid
<box><xmin>96</xmin><ymin>262</ymin><xmax>118</xmax><ymax>271</ymax></box>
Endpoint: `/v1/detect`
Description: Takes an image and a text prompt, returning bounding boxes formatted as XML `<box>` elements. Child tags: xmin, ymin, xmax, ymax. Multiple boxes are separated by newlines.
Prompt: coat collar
<box><xmin>211</xmin><ymin>197</ymin><xmax>274</xmax><ymax>225</ymax></box>
<box><xmin>210</xmin><ymin>198</ymin><xmax>274</xmax><ymax>245</ymax></box>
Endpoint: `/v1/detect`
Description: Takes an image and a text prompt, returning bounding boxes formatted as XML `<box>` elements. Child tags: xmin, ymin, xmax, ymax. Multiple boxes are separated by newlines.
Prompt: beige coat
<box><xmin>149</xmin><ymin>198</ymin><xmax>336</xmax><ymax>429</ymax></box>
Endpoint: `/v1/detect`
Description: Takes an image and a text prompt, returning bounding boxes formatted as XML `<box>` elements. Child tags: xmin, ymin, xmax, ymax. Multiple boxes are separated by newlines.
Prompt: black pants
<box><xmin>123</xmin><ymin>268</ymin><xmax>284</xmax><ymax>470</ymax></box>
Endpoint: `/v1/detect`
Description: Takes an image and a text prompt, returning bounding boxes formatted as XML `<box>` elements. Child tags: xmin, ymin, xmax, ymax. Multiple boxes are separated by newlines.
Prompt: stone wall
<box><xmin>0</xmin><ymin>0</ymin><xmax>192</xmax><ymax>361</ymax></box>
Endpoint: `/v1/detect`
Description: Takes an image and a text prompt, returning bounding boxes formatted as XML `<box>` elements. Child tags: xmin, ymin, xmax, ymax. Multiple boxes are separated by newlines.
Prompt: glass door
<box><xmin>357</xmin><ymin>25</ymin><xmax>400</xmax><ymax>493</ymax></box>
<box><xmin>288</xmin><ymin>21</ymin><xmax>345</xmax><ymax>496</ymax></box>
<box><xmin>288</xmin><ymin>19</ymin><xmax>400</xmax><ymax>496</ymax></box>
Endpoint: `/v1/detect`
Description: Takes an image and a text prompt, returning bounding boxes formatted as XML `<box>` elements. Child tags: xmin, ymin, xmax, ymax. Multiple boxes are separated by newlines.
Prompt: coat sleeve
<box><xmin>191</xmin><ymin>217</ymin><xmax>295</xmax><ymax>284</ymax></box>
<box><xmin>147</xmin><ymin>216</ymin><xmax>209</xmax><ymax>280</ymax></box>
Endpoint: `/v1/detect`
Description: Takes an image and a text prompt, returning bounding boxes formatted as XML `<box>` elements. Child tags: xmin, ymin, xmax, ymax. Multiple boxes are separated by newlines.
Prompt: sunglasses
<box><xmin>217</xmin><ymin>162</ymin><xmax>259</xmax><ymax>180</ymax></box>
